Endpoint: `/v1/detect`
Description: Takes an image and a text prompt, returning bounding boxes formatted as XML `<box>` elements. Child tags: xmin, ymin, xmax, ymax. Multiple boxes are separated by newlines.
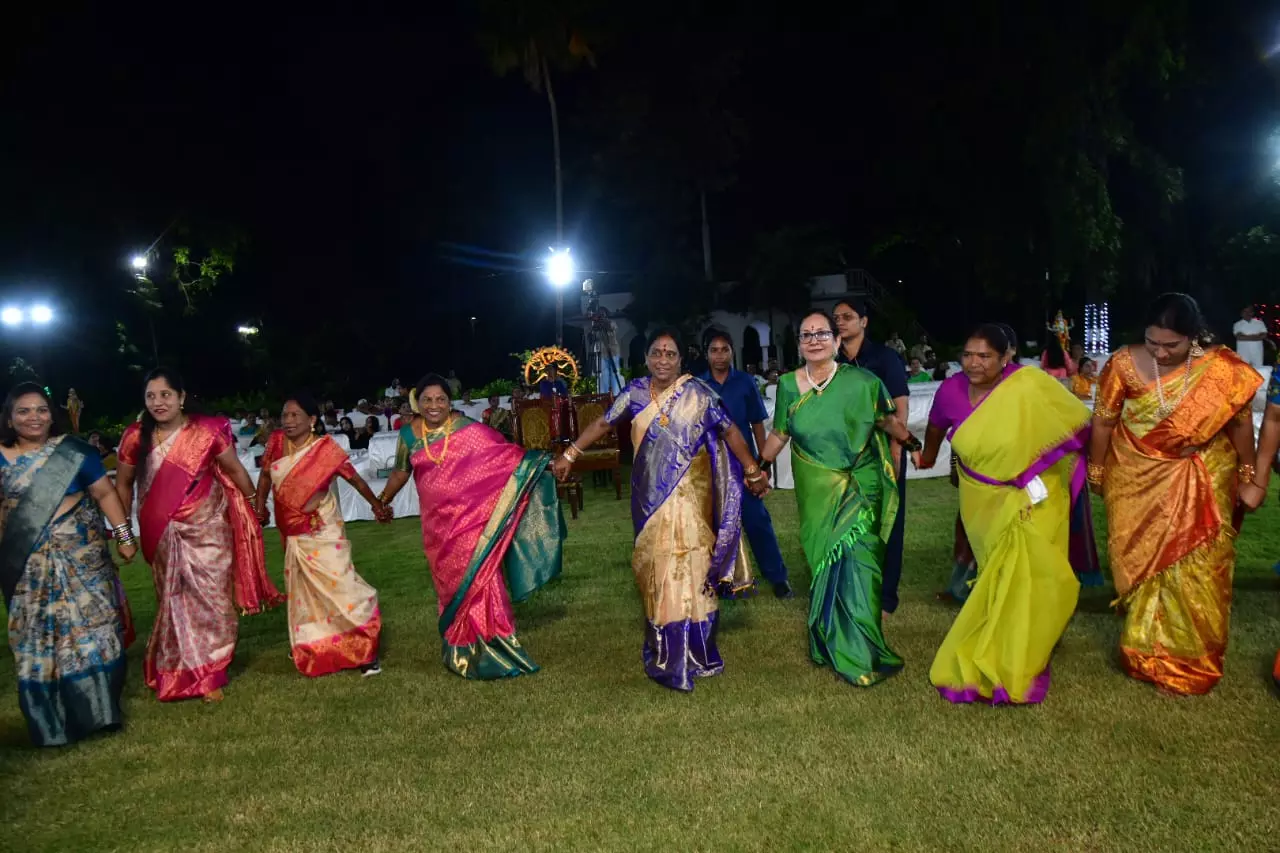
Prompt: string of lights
<box><xmin>1083</xmin><ymin>302</ymin><xmax>1110</xmax><ymax>355</ymax></box>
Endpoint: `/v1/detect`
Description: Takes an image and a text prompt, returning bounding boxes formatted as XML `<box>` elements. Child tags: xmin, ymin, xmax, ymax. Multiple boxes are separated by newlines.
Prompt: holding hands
<box><xmin>744</xmin><ymin>462</ymin><xmax>770</xmax><ymax>497</ymax></box>
<box><xmin>551</xmin><ymin>452</ymin><xmax>574</xmax><ymax>482</ymax></box>
<box><xmin>1237</xmin><ymin>463</ymin><xmax>1265</xmax><ymax>512</ymax></box>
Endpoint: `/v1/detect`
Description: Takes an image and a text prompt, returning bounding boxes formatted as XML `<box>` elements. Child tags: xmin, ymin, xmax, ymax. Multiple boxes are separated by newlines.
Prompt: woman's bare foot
<box><xmin>202</xmin><ymin>688</ymin><xmax>224</xmax><ymax>704</ymax></box>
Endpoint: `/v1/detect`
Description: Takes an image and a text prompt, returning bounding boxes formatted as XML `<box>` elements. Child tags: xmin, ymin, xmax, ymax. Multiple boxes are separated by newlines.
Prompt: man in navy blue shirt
<box><xmin>833</xmin><ymin>297</ymin><xmax>911</xmax><ymax>614</ymax></box>
<box><xmin>699</xmin><ymin>330</ymin><xmax>792</xmax><ymax>597</ymax></box>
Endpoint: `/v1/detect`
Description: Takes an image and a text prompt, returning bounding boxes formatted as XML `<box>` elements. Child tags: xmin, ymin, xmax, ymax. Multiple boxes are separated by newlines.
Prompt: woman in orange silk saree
<box><xmin>258</xmin><ymin>406</ymin><xmax>385</xmax><ymax>677</ymax></box>
<box><xmin>117</xmin><ymin>370</ymin><xmax>282</xmax><ymax>701</ymax></box>
<box><xmin>381</xmin><ymin>375</ymin><xmax>564</xmax><ymax>680</ymax></box>
<box><xmin>1090</xmin><ymin>301</ymin><xmax>1261</xmax><ymax>695</ymax></box>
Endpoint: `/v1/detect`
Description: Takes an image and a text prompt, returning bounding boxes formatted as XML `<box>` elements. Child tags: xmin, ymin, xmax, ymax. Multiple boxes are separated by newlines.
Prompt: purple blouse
<box><xmin>927</xmin><ymin>363</ymin><xmax>1022</xmax><ymax>439</ymax></box>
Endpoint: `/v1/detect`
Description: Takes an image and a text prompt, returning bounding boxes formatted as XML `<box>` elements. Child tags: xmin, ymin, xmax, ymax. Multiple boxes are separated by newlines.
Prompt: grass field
<box><xmin>1</xmin><ymin>475</ymin><xmax>1279</xmax><ymax>852</ymax></box>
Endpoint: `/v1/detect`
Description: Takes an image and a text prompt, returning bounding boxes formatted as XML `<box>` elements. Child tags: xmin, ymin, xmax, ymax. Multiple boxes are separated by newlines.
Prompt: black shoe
<box><xmin>360</xmin><ymin>658</ymin><xmax>382</xmax><ymax>677</ymax></box>
<box><xmin>773</xmin><ymin>581</ymin><xmax>794</xmax><ymax>599</ymax></box>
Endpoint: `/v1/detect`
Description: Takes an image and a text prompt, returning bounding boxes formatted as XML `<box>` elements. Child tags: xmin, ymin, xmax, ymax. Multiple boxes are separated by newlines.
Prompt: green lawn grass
<box><xmin>2</xmin><ymin>476</ymin><xmax>1279</xmax><ymax>852</ymax></box>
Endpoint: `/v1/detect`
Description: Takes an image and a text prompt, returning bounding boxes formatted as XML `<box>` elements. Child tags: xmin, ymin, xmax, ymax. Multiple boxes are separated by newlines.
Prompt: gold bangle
<box><xmin>1087</xmin><ymin>462</ymin><xmax>1104</xmax><ymax>485</ymax></box>
<box><xmin>1237</xmin><ymin>463</ymin><xmax>1257</xmax><ymax>483</ymax></box>
<box><xmin>743</xmin><ymin>464</ymin><xmax>761</xmax><ymax>477</ymax></box>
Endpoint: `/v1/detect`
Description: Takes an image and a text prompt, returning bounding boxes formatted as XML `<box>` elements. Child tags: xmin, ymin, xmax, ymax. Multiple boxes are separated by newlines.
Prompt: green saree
<box><xmin>774</xmin><ymin>365</ymin><xmax>903</xmax><ymax>686</ymax></box>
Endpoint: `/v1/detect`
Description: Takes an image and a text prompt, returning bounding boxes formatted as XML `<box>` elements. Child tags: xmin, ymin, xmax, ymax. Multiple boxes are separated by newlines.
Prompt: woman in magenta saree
<box><xmin>116</xmin><ymin>369</ymin><xmax>281</xmax><ymax>702</ymax></box>
<box><xmin>381</xmin><ymin>374</ymin><xmax>564</xmax><ymax>679</ymax></box>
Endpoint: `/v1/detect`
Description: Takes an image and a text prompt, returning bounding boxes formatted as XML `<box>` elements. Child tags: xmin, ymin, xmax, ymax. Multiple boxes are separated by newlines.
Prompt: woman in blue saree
<box><xmin>0</xmin><ymin>383</ymin><xmax>137</xmax><ymax>746</ymax></box>
<box><xmin>557</xmin><ymin>329</ymin><xmax>768</xmax><ymax>692</ymax></box>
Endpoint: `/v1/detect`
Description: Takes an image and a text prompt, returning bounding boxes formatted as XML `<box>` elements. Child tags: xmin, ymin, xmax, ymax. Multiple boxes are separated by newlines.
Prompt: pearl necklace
<box><xmin>805</xmin><ymin>360</ymin><xmax>837</xmax><ymax>396</ymax></box>
<box><xmin>1153</xmin><ymin>351</ymin><xmax>1193</xmax><ymax>418</ymax></box>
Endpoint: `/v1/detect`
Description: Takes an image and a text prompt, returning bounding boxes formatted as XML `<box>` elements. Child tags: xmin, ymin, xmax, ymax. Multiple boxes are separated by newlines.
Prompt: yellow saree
<box><xmin>929</xmin><ymin>367</ymin><xmax>1091</xmax><ymax>704</ymax></box>
<box><xmin>1097</xmin><ymin>346</ymin><xmax>1260</xmax><ymax>695</ymax></box>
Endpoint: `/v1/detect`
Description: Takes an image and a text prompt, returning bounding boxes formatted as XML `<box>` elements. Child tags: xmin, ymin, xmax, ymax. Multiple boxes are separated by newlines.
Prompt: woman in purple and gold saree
<box><xmin>923</xmin><ymin>325</ymin><xmax>1093</xmax><ymax>705</ymax></box>
<box><xmin>560</xmin><ymin>329</ymin><xmax>766</xmax><ymax>693</ymax></box>
<box><xmin>380</xmin><ymin>374</ymin><xmax>564</xmax><ymax>680</ymax></box>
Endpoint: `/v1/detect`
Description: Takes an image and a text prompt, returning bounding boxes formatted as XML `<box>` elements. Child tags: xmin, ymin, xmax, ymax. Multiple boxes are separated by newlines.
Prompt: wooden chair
<box><xmin>570</xmin><ymin>394</ymin><xmax>622</xmax><ymax>500</ymax></box>
<box><xmin>513</xmin><ymin>398</ymin><xmax>583</xmax><ymax>519</ymax></box>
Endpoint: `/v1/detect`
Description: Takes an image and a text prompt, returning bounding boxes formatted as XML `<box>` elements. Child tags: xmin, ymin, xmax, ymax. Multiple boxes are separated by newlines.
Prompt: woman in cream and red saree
<box><xmin>0</xmin><ymin>384</ymin><xmax>137</xmax><ymax>745</ymax></box>
<box><xmin>922</xmin><ymin>325</ymin><xmax>1093</xmax><ymax>704</ymax></box>
<box><xmin>116</xmin><ymin>368</ymin><xmax>281</xmax><ymax>703</ymax></box>
<box><xmin>380</xmin><ymin>373</ymin><xmax>564</xmax><ymax>680</ymax></box>
<box><xmin>256</xmin><ymin>394</ymin><xmax>389</xmax><ymax>678</ymax></box>
<box><xmin>559</xmin><ymin>329</ymin><xmax>766</xmax><ymax>693</ymax></box>
<box><xmin>1090</xmin><ymin>294</ymin><xmax>1263</xmax><ymax>695</ymax></box>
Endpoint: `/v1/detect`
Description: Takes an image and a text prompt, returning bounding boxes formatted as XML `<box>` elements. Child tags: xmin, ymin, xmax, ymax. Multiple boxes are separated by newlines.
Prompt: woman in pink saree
<box><xmin>380</xmin><ymin>373</ymin><xmax>564</xmax><ymax>679</ymax></box>
<box><xmin>116</xmin><ymin>368</ymin><xmax>282</xmax><ymax>702</ymax></box>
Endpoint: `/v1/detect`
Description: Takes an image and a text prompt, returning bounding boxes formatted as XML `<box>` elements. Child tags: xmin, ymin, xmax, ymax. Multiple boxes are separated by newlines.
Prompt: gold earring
<box><xmin>1189</xmin><ymin>342</ymin><xmax>1205</xmax><ymax>358</ymax></box>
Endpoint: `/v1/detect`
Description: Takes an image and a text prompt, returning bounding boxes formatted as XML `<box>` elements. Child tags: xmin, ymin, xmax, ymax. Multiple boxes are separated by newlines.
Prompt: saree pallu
<box><xmin>266</xmin><ymin>433</ymin><xmax>380</xmax><ymax>677</ymax></box>
<box><xmin>609</xmin><ymin>376</ymin><xmax>752</xmax><ymax>692</ymax></box>
<box><xmin>1097</xmin><ymin>347</ymin><xmax>1260</xmax><ymax>695</ymax></box>
<box><xmin>2</xmin><ymin>439</ymin><xmax>127</xmax><ymax>746</ymax></box>
<box><xmin>403</xmin><ymin>417</ymin><xmax>563</xmax><ymax>679</ymax></box>
<box><xmin>930</xmin><ymin>368</ymin><xmax>1092</xmax><ymax>704</ymax></box>
<box><xmin>774</xmin><ymin>366</ymin><xmax>901</xmax><ymax>686</ymax></box>
<box><xmin>930</xmin><ymin>365</ymin><xmax>1101</xmax><ymax>603</ymax></box>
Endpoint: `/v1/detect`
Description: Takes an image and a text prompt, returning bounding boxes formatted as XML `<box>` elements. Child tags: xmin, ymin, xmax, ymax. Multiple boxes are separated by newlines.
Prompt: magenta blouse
<box><xmin>927</xmin><ymin>363</ymin><xmax>1022</xmax><ymax>439</ymax></box>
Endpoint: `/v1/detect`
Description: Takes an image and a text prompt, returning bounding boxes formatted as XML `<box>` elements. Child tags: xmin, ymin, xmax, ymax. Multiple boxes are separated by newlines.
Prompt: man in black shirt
<box><xmin>833</xmin><ymin>297</ymin><xmax>911</xmax><ymax>614</ymax></box>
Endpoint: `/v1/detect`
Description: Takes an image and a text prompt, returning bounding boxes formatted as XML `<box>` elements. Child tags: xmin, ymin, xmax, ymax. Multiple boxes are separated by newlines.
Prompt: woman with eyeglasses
<box><xmin>1089</xmin><ymin>293</ymin><xmax>1262</xmax><ymax>695</ymax></box>
<box><xmin>757</xmin><ymin>311</ymin><xmax>919</xmax><ymax>687</ymax></box>
<box><xmin>556</xmin><ymin>328</ymin><xmax>766</xmax><ymax>692</ymax></box>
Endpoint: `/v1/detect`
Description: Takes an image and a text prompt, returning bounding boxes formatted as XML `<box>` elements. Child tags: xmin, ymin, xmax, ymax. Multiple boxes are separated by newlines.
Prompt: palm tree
<box><xmin>477</xmin><ymin>2</ymin><xmax>597</xmax><ymax>246</ymax></box>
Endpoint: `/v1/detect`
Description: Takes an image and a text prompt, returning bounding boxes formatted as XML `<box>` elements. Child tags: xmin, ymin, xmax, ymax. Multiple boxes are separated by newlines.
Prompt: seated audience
<box><xmin>1071</xmin><ymin>357</ymin><xmax>1098</xmax><ymax>399</ymax></box>
<box><xmin>907</xmin><ymin>356</ymin><xmax>932</xmax><ymax>383</ymax></box>
<box><xmin>1040</xmin><ymin>336</ymin><xmax>1075</xmax><ymax>379</ymax></box>
<box><xmin>483</xmin><ymin>394</ymin><xmax>513</xmax><ymax>441</ymax></box>
<box><xmin>337</xmin><ymin>416</ymin><xmax>357</xmax><ymax>445</ymax></box>
<box><xmin>350</xmin><ymin>415</ymin><xmax>380</xmax><ymax>450</ymax></box>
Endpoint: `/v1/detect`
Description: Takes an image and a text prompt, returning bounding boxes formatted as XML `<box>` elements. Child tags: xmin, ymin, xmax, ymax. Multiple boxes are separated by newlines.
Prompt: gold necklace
<box><xmin>420</xmin><ymin>415</ymin><xmax>453</xmax><ymax>463</ymax></box>
<box><xmin>285</xmin><ymin>433</ymin><xmax>316</xmax><ymax>459</ymax></box>
<box><xmin>1153</xmin><ymin>351</ymin><xmax>1193</xmax><ymax>418</ymax></box>
<box><xmin>153</xmin><ymin>415</ymin><xmax>188</xmax><ymax>445</ymax></box>
<box><xmin>651</xmin><ymin>378</ymin><xmax>680</xmax><ymax>428</ymax></box>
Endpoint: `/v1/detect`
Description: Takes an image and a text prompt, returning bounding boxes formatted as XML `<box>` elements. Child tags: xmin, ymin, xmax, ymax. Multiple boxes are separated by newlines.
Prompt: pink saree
<box><xmin>396</xmin><ymin>416</ymin><xmax>563</xmax><ymax>679</ymax></box>
<box><xmin>119</xmin><ymin>414</ymin><xmax>281</xmax><ymax>700</ymax></box>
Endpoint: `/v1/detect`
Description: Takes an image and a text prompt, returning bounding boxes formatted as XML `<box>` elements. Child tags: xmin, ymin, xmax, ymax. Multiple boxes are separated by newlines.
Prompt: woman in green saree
<box><xmin>759</xmin><ymin>311</ymin><xmax>920</xmax><ymax>686</ymax></box>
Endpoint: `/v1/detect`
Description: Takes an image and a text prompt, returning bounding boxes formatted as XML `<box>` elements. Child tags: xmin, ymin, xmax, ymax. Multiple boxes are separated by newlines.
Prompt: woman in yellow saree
<box><xmin>1089</xmin><ymin>293</ymin><xmax>1262</xmax><ymax>695</ymax></box>
<box><xmin>925</xmin><ymin>325</ymin><xmax>1092</xmax><ymax>704</ymax></box>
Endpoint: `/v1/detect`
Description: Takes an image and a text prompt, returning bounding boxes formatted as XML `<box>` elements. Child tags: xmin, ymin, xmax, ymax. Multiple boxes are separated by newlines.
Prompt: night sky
<box><xmin>2</xmin><ymin>2</ymin><xmax>1277</xmax><ymax>419</ymax></box>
